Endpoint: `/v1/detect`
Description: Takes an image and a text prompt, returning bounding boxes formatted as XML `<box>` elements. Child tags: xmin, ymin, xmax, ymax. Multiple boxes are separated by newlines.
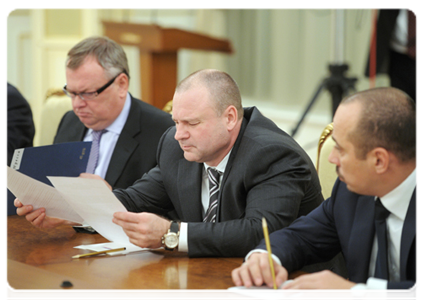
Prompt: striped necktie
<box><xmin>86</xmin><ymin>129</ymin><xmax>106</xmax><ymax>174</ymax></box>
<box><xmin>374</xmin><ymin>197</ymin><xmax>391</xmax><ymax>280</ymax></box>
<box><xmin>203</xmin><ymin>168</ymin><xmax>222</xmax><ymax>223</ymax></box>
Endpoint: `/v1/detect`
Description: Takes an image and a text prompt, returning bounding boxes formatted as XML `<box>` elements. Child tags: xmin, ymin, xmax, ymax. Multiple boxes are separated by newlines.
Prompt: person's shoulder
<box><xmin>243</xmin><ymin>107</ymin><xmax>297</xmax><ymax>147</ymax></box>
<box><xmin>7</xmin><ymin>83</ymin><xmax>29</xmax><ymax>107</ymax></box>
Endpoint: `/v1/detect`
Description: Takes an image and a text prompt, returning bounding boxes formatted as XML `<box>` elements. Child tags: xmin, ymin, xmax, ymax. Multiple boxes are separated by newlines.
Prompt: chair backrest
<box><xmin>162</xmin><ymin>100</ymin><xmax>173</xmax><ymax>114</ymax></box>
<box><xmin>316</xmin><ymin>123</ymin><xmax>337</xmax><ymax>200</ymax></box>
<box><xmin>38</xmin><ymin>89</ymin><xmax>72</xmax><ymax>146</ymax></box>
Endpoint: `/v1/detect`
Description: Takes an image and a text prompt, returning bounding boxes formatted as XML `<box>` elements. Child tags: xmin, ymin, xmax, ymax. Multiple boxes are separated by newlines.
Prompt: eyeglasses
<box><xmin>63</xmin><ymin>72</ymin><xmax>123</xmax><ymax>101</ymax></box>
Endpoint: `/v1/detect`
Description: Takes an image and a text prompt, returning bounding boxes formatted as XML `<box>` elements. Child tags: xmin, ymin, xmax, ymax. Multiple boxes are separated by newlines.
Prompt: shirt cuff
<box><xmin>350</xmin><ymin>277</ymin><xmax>388</xmax><ymax>290</ymax></box>
<box><xmin>245</xmin><ymin>249</ymin><xmax>282</xmax><ymax>266</ymax></box>
<box><xmin>366</xmin><ymin>277</ymin><xmax>388</xmax><ymax>300</ymax></box>
<box><xmin>178</xmin><ymin>222</ymin><xmax>188</xmax><ymax>252</ymax></box>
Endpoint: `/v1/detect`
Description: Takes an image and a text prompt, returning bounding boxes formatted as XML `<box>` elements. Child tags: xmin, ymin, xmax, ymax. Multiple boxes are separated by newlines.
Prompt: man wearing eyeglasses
<box><xmin>55</xmin><ymin>36</ymin><xmax>174</xmax><ymax>190</ymax></box>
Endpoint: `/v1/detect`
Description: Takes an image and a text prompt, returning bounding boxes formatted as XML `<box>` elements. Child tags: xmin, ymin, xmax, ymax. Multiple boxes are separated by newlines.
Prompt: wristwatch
<box><xmin>162</xmin><ymin>221</ymin><xmax>180</xmax><ymax>250</ymax></box>
<box><xmin>350</xmin><ymin>283</ymin><xmax>367</xmax><ymax>300</ymax></box>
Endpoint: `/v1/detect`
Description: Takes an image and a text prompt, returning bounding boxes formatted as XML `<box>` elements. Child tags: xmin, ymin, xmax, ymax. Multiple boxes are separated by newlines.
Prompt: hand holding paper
<box><xmin>8</xmin><ymin>167</ymin><xmax>145</xmax><ymax>253</ymax></box>
<box><xmin>7</xmin><ymin>166</ymin><xmax>84</xmax><ymax>223</ymax></box>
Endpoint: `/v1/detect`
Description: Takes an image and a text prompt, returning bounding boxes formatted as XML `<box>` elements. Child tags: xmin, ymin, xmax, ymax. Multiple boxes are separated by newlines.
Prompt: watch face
<box><xmin>165</xmin><ymin>232</ymin><xmax>179</xmax><ymax>248</ymax></box>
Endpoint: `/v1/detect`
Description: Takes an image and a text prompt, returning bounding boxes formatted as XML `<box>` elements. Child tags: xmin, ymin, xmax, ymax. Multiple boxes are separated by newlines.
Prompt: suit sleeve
<box><xmin>254</xmin><ymin>180</ymin><xmax>343</xmax><ymax>272</ymax></box>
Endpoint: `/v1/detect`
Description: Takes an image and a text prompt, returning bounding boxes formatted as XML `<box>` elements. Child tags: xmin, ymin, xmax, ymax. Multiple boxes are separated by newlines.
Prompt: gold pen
<box><xmin>262</xmin><ymin>217</ymin><xmax>277</xmax><ymax>289</ymax></box>
<box><xmin>72</xmin><ymin>247</ymin><xmax>126</xmax><ymax>259</ymax></box>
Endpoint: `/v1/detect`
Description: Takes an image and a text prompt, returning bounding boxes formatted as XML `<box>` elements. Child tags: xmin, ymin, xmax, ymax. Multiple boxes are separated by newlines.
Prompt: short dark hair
<box><xmin>175</xmin><ymin>69</ymin><xmax>244</xmax><ymax>119</ymax></box>
<box><xmin>66</xmin><ymin>36</ymin><xmax>130</xmax><ymax>80</ymax></box>
<box><xmin>342</xmin><ymin>87</ymin><xmax>415</xmax><ymax>162</ymax></box>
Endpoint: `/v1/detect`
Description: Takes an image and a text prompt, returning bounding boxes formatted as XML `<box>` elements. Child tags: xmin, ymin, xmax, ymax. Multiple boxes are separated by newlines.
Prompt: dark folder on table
<box><xmin>9</xmin><ymin>141</ymin><xmax>92</xmax><ymax>186</ymax></box>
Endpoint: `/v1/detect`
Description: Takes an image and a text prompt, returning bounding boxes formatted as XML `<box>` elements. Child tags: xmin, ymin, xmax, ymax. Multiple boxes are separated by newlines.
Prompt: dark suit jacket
<box><xmin>257</xmin><ymin>179</ymin><xmax>416</xmax><ymax>289</ymax></box>
<box><xmin>53</xmin><ymin>95</ymin><xmax>174</xmax><ymax>189</ymax></box>
<box><xmin>7</xmin><ymin>83</ymin><xmax>35</xmax><ymax>166</ymax></box>
<box><xmin>114</xmin><ymin>107</ymin><xmax>324</xmax><ymax>257</ymax></box>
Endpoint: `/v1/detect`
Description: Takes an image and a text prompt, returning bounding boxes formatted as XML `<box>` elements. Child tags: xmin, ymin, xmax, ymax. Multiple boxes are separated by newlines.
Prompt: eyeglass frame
<box><xmin>62</xmin><ymin>71</ymin><xmax>125</xmax><ymax>101</ymax></box>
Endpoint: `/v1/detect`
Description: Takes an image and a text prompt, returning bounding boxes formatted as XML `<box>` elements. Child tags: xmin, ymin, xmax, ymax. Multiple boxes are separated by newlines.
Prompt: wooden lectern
<box><xmin>103</xmin><ymin>22</ymin><xmax>233</xmax><ymax>109</ymax></box>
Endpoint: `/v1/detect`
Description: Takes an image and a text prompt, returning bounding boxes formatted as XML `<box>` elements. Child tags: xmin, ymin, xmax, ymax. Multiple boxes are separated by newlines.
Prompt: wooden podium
<box><xmin>103</xmin><ymin>22</ymin><xmax>233</xmax><ymax>109</ymax></box>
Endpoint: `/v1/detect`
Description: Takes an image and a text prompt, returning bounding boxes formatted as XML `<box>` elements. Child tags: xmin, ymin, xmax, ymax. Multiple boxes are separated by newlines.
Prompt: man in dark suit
<box><xmin>232</xmin><ymin>87</ymin><xmax>415</xmax><ymax>289</ymax></box>
<box><xmin>54</xmin><ymin>36</ymin><xmax>174</xmax><ymax>190</ymax></box>
<box><xmin>365</xmin><ymin>10</ymin><xmax>416</xmax><ymax>101</ymax></box>
<box><xmin>16</xmin><ymin>69</ymin><xmax>323</xmax><ymax>258</ymax></box>
<box><xmin>7</xmin><ymin>83</ymin><xmax>35</xmax><ymax>215</ymax></box>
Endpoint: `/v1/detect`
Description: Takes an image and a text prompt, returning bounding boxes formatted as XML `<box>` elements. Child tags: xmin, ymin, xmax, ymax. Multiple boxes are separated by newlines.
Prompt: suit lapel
<box><xmin>216</xmin><ymin>117</ymin><xmax>248</xmax><ymax>221</ymax></box>
<box><xmin>400</xmin><ymin>189</ymin><xmax>416</xmax><ymax>280</ymax></box>
<box><xmin>105</xmin><ymin>96</ymin><xmax>141</xmax><ymax>187</ymax></box>
<box><xmin>347</xmin><ymin>196</ymin><xmax>375</xmax><ymax>283</ymax></box>
<box><xmin>71</xmin><ymin>115</ymin><xmax>87</xmax><ymax>141</ymax></box>
<box><xmin>177</xmin><ymin>160</ymin><xmax>203</xmax><ymax>222</ymax></box>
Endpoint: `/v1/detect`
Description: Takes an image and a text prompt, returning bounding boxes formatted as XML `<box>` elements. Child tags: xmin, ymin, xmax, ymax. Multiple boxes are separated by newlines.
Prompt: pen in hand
<box><xmin>262</xmin><ymin>217</ymin><xmax>277</xmax><ymax>289</ymax></box>
<box><xmin>72</xmin><ymin>247</ymin><xmax>126</xmax><ymax>259</ymax></box>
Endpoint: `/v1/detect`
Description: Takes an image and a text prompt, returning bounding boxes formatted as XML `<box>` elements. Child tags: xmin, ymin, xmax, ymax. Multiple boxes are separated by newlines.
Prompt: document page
<box><xmin>47</xmin><ymin>176</ymin><xmax>134</xmax><ymax>246</ymax></box>
<box><xmin>7</xmin><ymin>166</ymin><xmax>84</xmax><ymax>223</ymax></box>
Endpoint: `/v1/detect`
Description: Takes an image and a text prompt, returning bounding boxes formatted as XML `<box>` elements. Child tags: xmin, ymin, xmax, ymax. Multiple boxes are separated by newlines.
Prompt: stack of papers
<box><xmin>7</xmin><ymin>166</ymin><xmax>144</xmax><ymax>254</ymax></box>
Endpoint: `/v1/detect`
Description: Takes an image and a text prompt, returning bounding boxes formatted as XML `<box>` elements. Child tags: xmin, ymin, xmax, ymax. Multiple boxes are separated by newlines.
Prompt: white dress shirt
<box><xmin>354</xmin><ymin>169</ymin><xmax>416</xmax><ymax>289</ymax></box>
<box><xmin>178</xmin><ymin>150</ymin><xmax>232</xmax><ymax>252</ymax></box>
<box><xmin>83</xmin><ymin>93</ymin><xmax>131</xmax><ymax>179</ymax></box>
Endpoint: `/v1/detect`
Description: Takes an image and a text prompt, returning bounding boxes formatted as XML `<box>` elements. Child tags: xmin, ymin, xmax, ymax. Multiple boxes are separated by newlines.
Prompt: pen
<box><xmin>262</xmin><ymin>217</ymin><xmax>277</xmax><ymax>289</ymax></box>
<box><xmin>72</xmin><ymin>247</ymin><xmax>126</xmax><ymax>259</ymax></box>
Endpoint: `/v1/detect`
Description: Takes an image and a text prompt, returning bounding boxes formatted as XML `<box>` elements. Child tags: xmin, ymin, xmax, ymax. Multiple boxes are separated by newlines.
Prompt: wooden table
<box><xmin>7</xmin><ymin>215</ymin><xmax>243</xmax><ymax>290</ymax></box>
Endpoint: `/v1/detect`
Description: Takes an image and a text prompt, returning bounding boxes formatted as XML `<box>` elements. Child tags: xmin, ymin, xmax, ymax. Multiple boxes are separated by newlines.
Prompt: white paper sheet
<box><xmin>74</xmin><ymin>242</ymin><xmax>146</xmax><ymax>255</ymax></box>
<box><xmin>228</xmin><ymin>280</ymin><xmax>303</xmax><ymax>300</ymax></box>
<box><xmin>47</xmin><ymin>176</ymin><xmax>140</xmax><ymax>247</ymax></box>
<box><xmin>6</xmin><ymin>166</ymin><xmax>84</xmax><ymax>224</ymax></box>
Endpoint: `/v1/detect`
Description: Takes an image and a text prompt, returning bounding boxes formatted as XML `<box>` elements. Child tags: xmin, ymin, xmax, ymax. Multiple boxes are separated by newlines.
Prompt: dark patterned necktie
<box><xmin>407</xmin><ymin>8</ymin><xmax>420</xmax><ymax>59</ymax></box>
<box><xmin>374</xmin><ymin>197</ymin><xmax>391</xmax><ymax>280</ymax></box>
<box><xmin>203</xmin><ymin>168</ymin><xmax>221</xmax><ymax>223</ymax></box>
<box><xmin>86</xmin><ymin>129</ymin><xmax>106</xmax><ymax>174</ymax></box>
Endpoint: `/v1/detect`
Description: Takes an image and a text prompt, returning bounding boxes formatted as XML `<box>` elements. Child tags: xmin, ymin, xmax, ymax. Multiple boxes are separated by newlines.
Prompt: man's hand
<box><xmin>281</xmin><ymin>270</ymin><xmax>356</xmax><ymax>289</ymax></box>
<box><xmin>113</xmin><ymin>211</ymin><xmax>171</xmax><ymax>249</ymax></box>
<box><xmin>14</xmin><ymin>199</ymin><xmax>79</xmax><ymax>229</ymax></box>
<box><xmin>231</xmin><ymin>252</ymin><xmax>288</xmax><ymax>288</ymax></box>
<box><xmin>79</xmin><ymin>173</ymin><xmax>112</xmax><ymax>191</ymax></box>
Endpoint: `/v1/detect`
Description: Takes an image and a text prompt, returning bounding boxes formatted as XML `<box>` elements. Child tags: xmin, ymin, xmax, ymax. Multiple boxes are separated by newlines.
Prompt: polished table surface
<box><xmin>7</xmin><ymin>215</ymin><xmax>243</xmax><ymax>289</ymax></box>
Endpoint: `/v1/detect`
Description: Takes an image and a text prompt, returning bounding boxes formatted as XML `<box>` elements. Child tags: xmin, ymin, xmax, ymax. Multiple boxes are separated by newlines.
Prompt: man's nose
<box><xmin>328</xmin><ymin>147</ymin><xmax>338</xmax><ymax>165</ymax></box>
<box><xmin>72</xmin><ymin>95</ymin><xmax>87</xmax><ymax>108</ymax></box>
<box><xmin>174</xmin><ymin>125</ymin><xmax>188</xmax><ymax>141</ymax></box>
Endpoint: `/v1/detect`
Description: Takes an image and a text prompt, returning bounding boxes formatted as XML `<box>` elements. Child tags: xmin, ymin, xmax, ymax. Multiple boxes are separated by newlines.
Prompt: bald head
<box><xmin>175</xmin><ymin>69</ymin><xmax>243</xmax><ymax>119</ymax></box>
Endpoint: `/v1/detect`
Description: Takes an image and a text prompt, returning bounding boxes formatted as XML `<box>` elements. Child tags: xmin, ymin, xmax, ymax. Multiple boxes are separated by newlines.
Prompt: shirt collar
<box><xmin>203</xmin><ymin>149</ymin><xmax>232</xmax><ymax>175</ymax></box>
<box><xmin>378</xmin><ymin>169</ymin><xmax>416</xmax><ymax>221</ymax></box>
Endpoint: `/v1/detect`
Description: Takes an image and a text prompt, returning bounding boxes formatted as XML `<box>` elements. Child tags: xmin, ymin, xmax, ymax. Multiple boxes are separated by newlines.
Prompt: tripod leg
<box><xmin>291</xmin><ymin>82</ymin><xmax>326</xmax><ymax>137</ymax></box>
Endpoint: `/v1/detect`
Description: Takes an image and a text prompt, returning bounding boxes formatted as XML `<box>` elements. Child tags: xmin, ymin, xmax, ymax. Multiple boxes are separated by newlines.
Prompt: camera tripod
<box><xmin>291</xmin><ymin>63</ymin><xmax>357</xmax><ymax>137</ymax></box>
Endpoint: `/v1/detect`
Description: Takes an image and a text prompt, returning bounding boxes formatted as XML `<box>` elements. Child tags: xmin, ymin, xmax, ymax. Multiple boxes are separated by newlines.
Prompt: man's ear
<box><xmin>225</xmin><ymin>105</ymin><xmax>238</xmax><ymax>131</ymax></box>
<box><xmin>117</xmin><ymin>73</ymin><xmax>129</xmax><ymax>96</ymax></box>
<box><xmin>372</xmin><ymin>147</ymin><xmax>390</xmax><ymax>174</ymax></box>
